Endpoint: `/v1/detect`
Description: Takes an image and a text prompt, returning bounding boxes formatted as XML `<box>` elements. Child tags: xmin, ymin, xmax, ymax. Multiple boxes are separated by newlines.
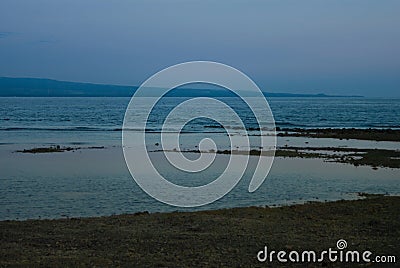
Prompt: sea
<box><xmin>0</xmin><ymin>97</ymin><xmax>399</xmax><ymax>220</ymax></box>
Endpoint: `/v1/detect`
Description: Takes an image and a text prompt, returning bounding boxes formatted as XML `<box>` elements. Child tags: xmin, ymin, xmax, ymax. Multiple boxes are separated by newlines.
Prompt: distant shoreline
<box><xmin>0</xmin><ymin>77</ymin><xmax>363</xmax><ymax>98</ymax></box>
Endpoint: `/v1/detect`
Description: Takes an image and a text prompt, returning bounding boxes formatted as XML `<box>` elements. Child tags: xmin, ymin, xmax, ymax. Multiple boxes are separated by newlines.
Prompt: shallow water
<box><xmin>0</xmin><ymin>146</ymin><xmax>399</xmax><ymax>220</ymax></box>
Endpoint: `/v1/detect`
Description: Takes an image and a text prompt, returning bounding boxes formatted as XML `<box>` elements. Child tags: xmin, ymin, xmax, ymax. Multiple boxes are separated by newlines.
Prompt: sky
<box><xmin>0</xmin><ymin>0</ymin><xmax>399</xmax><ymax>97</ymax></box>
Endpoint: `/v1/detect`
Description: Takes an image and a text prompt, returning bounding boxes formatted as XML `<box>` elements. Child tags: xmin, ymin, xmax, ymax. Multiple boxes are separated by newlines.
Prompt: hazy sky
<box><xmin>0</xmin><ymin>0</ymin><xmax>399</xmax><ymax>97</ymax></box>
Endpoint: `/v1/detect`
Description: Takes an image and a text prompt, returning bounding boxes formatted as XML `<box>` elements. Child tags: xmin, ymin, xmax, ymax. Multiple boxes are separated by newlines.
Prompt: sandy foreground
<box><xmin>0</xmin><ymin>195</ymin><xmax>399</xmax><ymax>267</ymax></box>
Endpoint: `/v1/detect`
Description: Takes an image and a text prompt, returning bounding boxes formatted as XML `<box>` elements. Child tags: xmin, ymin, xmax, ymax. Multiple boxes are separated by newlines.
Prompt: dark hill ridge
<box><xmin>0</xmin><ymin>77</ymin><xmax>136</xmax><ymax>97</ymax></box>
<box><xmin>0</xmin><ymin>77</ymin><xmax>362</xmax><ymax>97</ymax></box>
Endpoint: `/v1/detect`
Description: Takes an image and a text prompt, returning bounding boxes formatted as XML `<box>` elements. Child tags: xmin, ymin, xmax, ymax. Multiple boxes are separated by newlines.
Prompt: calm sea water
<box><xmin>0</xmin><ymin>97</ymin><xmax>399</xmax><ymax>146</ymax></box>
<box><xmin>0</xmin><ymin>97</ymin><xmax>399</xmax><ymax>220</ymax></box>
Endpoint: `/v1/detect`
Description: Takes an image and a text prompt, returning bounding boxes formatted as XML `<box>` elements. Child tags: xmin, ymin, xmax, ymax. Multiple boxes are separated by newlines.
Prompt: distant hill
<box><xmin>0</xmin><ymin>77</ymin><xmax>362</xmax><ymax>97</ymax></box>
<box><xmin>0</xmin><ymin>77</ymin><xmax>136</xmax><ymax>97</ymax></box>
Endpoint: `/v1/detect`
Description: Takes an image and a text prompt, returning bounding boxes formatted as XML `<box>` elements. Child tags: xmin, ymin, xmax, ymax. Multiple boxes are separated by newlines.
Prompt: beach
<box><xmin>1</xmin><ymin>195</ymin><xmax>398</xmax><ymax>267</ymax></box>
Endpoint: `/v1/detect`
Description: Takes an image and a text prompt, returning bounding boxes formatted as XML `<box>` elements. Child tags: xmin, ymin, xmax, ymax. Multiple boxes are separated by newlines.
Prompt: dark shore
<box><xmin>1</xmin><ymin>195</ymin><xmax>399</xmax><ymax>267</ymax></box>
<box><xmin>277</xmin><ymin>128</ymin><xmax>400</xmax><ymax>142</ymax></box>
<box><xmin>173</xmin><ymin>147</ymin><xmax>400</xmax><ymax>169</ymax></box>
<box><xmin>16</xmin><ymin>145</ymin><xmax>105</xmax><ymax>154</ymax></box>
<box><xmin>275</xmin><ymin>147</ymin><xmax>400</xmax><ymax>169</ymax></box>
